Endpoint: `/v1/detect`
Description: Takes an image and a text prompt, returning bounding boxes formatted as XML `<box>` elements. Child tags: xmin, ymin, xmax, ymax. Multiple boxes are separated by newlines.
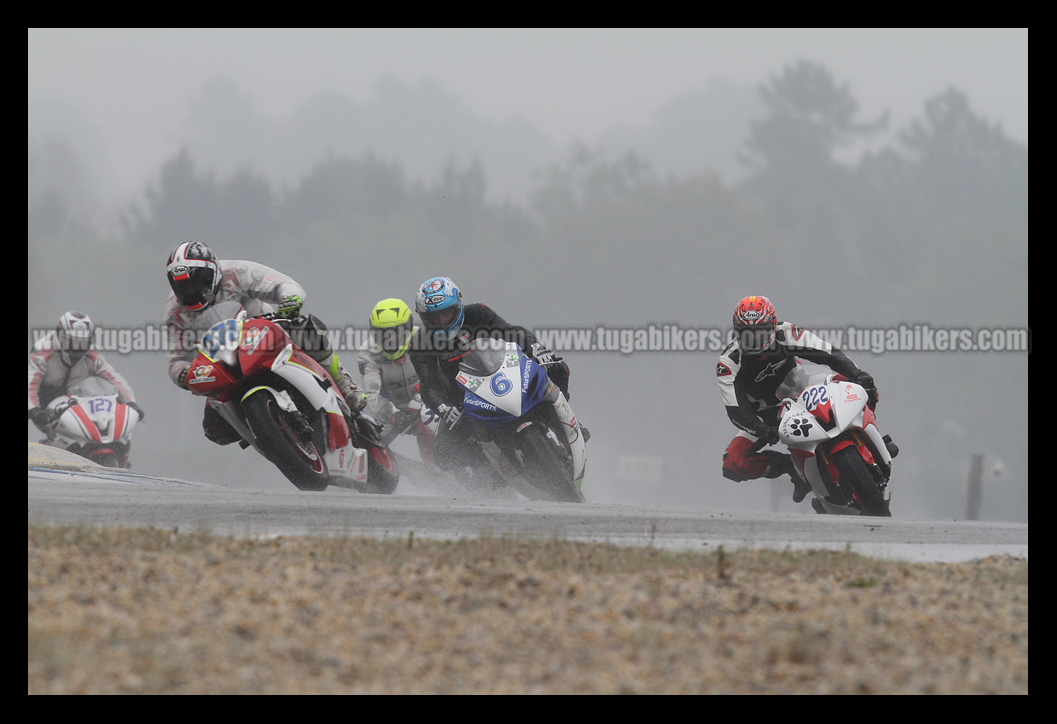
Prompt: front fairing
<box><xmin>47</xmin><ymin>394</ymin><xmax>137</xmax><ymax>445</ymax></box>
<box><xmin>187</xmin><ymin>314</ymin><xmax>293</xmax><ymax>400</ymax></box>
<box><xmin>779</xmin><ymin>378</ymin><xmax>869</xmax><ymax>449</ymax></box>
<box><xmin>458</xmin><ymin>340</ymin><xmax>550</xmax><ymax>429</ymax></box>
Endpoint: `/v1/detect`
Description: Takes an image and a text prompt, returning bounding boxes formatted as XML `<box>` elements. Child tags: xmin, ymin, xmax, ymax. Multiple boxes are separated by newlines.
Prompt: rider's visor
<box><xmin>371</xmin><ymin>324</ymin><xmax>412</xmax><ymax>355</ymax></box>
<box><xmin>735</xmin><ymin>325</ymin><xmax>775</xmax><ymax>354</ymax></box>
<box><xmin>170</xmin><ymin>267</ymin><xmax>216</xmax><ymax>310</ymax></box>
<box><xmin>420</xmin><ymin>305</ymin><xmax>459</xmax><ymax>331</ymax></box>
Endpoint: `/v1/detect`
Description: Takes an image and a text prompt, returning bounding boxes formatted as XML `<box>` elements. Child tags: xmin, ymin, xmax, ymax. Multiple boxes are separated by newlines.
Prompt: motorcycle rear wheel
<box><xmin>243</xmin><ymin>391</ymin><xmax>329</xmax><ymax>491</ymax></box>
<box><xmin>516</xmin><ymin>425</ymin><xmax>584</xmax><ymax>503</ymax></box>
<box><xmin>832</xmin><ymin>446</ymin><xmax>890</xmax><ymax>517</ymax></box>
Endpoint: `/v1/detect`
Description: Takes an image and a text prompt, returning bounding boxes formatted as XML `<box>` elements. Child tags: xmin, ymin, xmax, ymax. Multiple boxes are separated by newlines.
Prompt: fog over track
<box><xmin>28</xmin><ymin>465</ymin><xmax>1026</xmax><ymax>563</ymax></box>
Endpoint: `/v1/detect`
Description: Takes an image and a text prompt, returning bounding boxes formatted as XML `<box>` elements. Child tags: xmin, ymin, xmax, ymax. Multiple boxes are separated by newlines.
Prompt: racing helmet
<box><xmin>733</xmin><ymin>295</ymin><xmax>777</xmax><ymax>355</ymax></box>
<box><xmin>55</xmin><ymin>311</ymin><xmax>94</xmax><ymax>366</ymax></box>
<box><xmin>415</xmin><ymin>277</ymin><xmax>464</xmax><ymax>340</ymax></box>
<box><xmin>167</xmin><ymin>240</ymin><xmax>221</xmax><ymax>311</ymax></box>
<box><xmin>369</xmin><ymin>298</ymin><xmax>415</xmax><ymax>360</ymax></box>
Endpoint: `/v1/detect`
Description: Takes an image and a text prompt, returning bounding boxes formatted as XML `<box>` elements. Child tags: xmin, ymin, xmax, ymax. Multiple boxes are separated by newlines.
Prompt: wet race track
<box><xmin>28</xmin><ymin>462</ymin><xmax>1027</xmax><ymax>563</ymax></box>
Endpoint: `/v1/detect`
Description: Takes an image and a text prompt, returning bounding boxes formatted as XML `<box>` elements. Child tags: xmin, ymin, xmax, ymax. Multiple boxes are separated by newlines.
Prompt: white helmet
<box><xmin>55</xmin><ymin>311</ymin><xmax>94</xmax><ymax>365</ymax></box>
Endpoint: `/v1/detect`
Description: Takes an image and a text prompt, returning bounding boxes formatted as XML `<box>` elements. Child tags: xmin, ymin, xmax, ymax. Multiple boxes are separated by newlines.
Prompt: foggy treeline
<box><xmin>28</xmin><ymin>61</ymin><xmax>1028</xmax><ymax>521</ymax></box>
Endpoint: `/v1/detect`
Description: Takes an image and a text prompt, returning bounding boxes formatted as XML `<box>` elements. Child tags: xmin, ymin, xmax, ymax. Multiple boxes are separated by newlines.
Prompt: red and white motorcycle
<box><xmin>185</xmin><ymin>303</ymin><xmax>398</xmax><ymax>493</ymax></box>
<box><xmin>773</xmin><ymin>362</ymin><xmax>897</xmax><ymax>516</ymax></box>
<box><xmin>42</xmin><ymin>376</ymin><xmax>141</xmax><ymax>468</ymax></box>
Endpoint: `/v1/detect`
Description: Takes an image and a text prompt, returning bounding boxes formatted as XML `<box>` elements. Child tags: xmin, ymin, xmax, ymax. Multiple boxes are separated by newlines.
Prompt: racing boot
<box><xmin>335</xmin><ymin>367</ymin><xmax>368</xmax><ymax>414</ymax></box>
<box><xmin>790</xmin><ymin>474</ymin><xmax>812</xmax><ymax>504</ymax></box>
<box><xmin>765</xmin><ymin>452</ymin><xmax>811</xmax><ymax>503</ymax></box>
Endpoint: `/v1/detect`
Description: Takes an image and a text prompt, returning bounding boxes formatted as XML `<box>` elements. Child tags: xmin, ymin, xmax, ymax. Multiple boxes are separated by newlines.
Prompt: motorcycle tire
<box><xmin>515</xmin><ymin>425</ymin><xmax>584</xmax><ymax>503</ymax></box>
<box><xmin>363</xmin><ymin>446</ymin><xmax>399</xmax><ymax>494</ymax></box>
<box><xmin>243</xmin><ymin>390</ymin><xmax>329</xmax><ymax>491</ymax></box>
<box><xmin>832</xmin><ymin>445</ymin><xmax>890</xmax><ymax>517</ymax></box>
<box><xmin>352</xmin><ymin>417</ymin><xmax>400</xmax><ymax>495</ymax></box>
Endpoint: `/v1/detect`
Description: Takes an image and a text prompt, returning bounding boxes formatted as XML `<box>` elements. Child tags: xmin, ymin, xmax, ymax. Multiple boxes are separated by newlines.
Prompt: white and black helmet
<box><xmin>167</xmin><ymin>240</ymin><xmax>221</xmax><ymax>311</ymax></box>
<box><xmin>55</xmin><ymin>311</ymin><xmax>94</xmax><ymax>365</ymax></box>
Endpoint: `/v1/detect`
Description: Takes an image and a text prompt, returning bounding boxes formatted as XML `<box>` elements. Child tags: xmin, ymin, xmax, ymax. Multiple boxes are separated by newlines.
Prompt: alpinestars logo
<box><xmin>716</xmin><ymin>362</ymin><xmax>732</xmax><ymax>377</ymax></box>
<box><xmin>754</xmin><ymin>360</ymin><xmax>786</xmax><ymax>382</ymax></box>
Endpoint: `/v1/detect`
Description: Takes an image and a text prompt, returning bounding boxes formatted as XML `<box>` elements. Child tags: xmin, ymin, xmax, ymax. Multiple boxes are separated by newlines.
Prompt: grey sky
<box><xmin>28</xmin><ymin>28</ymin><xmax>1027</xmax><ymax>200</ymax></box>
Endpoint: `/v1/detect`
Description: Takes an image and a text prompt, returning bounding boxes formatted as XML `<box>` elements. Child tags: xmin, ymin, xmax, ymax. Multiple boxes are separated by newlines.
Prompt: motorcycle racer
<box><xmin>165</xmin><ymin>240</ymin><xmax>367</xmax><ymax>445</ymax></box>
<box><xmin>28</xmin><ymin>311</ymin><xmax>143</xmax><ymax>431</ymax></box>
<box><xmin>716</xmin><ymin>296</ymin><xmax>879</xmax><ymax>503</ymax></box>
<box><xmin>407</xmin><ymin>276</ymin><xmax>582</xmax><ymax>478</ymax></box>
<box><xmin>357</xmin><ymin>298</ymin><xmax>436</xmax><ymax>459</ymax></box>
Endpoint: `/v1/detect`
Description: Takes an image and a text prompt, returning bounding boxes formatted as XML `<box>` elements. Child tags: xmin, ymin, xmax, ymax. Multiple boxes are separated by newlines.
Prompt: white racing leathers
<box><xmin>165</xmin><ymin>260</ymin><xmax>307</xmax><ymax>388</ymax></box>
<box><xmin>356</xmin><ymin>340</ymin><xmax>423</xmax><ymax>424</ymax></box>
<box><xmin>29</xmin><ymin>332</ymin><xmax>137</xmax><ymax>411</ymax></box>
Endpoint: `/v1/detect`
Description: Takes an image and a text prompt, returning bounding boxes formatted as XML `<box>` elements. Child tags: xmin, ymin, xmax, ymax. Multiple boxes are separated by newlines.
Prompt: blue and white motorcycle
<box><xmin>455</xmin><ymin>338</ymin><xmax>587</xmax><ymax>502</ymax></box>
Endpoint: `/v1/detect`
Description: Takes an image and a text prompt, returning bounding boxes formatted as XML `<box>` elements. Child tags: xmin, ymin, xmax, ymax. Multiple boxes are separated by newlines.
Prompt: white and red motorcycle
<box><xmin>770</xmin><ymin>362</ymin><xmax>897</xmax><ymax>516</ymax></box>
<box><xmin>185</xmin><ymin>302</ymin><xmax>399</xmax><ymax>493</ymax></box>
<box><xmin>41</xmin><ymin>376</ymin><xmax>141</xmax><ymax>468</ymax></box>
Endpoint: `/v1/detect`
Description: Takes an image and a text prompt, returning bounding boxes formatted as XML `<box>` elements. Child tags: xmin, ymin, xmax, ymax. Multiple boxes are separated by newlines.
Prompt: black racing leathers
<box><xmin>409</xmin><ymin>303</ymin><xmax>567</xmax><ymax>415</ymax></box>
<box><xmin>716</xmin><ymin>321</ymin><xmax>867</xmax><ymax>438</ymax></box>
<box><xmin>408</xmin><ymin>302</ymin><xmax>568</xmax><ymax>476</ymax></box>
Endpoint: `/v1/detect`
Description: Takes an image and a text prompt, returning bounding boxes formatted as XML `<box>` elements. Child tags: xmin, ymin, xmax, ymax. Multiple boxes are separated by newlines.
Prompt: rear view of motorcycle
<box><xmin>455</xmin><ymin>338</ymin><xmax>587</xmax><ymax>503</ymax></box>
<box><xmin>771</xmin><ymin>362</ymin><xmax>897</xmax><ymax>516</ymax></box>
<box><xmin>184</xmin><ymin>302</ymin><xmax>398</xmax><ymax>493</ymax></box>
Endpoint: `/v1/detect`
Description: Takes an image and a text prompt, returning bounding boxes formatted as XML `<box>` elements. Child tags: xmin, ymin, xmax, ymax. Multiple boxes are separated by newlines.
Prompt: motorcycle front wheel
<box><xmin>832</xmin><ymin>445</ymin><xmax>890</xmax><ymax>517</ymax></box>
<box><xmin>515</xmin><ymin>425</ymin><xmax>584</xmax><ymax>503</ymax></box>
<box><xmin>243</xmin><ymin>391</ymin><xmax>329</xmax><ymax>491</ymax></box>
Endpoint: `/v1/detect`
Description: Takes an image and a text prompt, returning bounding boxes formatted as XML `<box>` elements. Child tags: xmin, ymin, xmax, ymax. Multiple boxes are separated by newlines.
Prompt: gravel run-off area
<box><xmin>28</xmin><ymin>524</ymin><xmax>1028</xmax><ymax>694</ymax></box>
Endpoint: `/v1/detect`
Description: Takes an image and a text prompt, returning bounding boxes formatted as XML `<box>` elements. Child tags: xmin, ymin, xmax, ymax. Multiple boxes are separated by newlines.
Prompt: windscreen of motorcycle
<box><xmin>459</xmin><ymin>337</ymin><xmax>514</xmax><ymax>377</ymax></box>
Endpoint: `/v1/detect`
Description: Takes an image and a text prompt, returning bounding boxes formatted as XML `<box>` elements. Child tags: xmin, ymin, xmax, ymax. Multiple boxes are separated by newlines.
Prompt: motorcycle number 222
<box><xmin>800</xmin><ymin>385</ymin><xmax>828</xmax><ymax>411</ymax></box>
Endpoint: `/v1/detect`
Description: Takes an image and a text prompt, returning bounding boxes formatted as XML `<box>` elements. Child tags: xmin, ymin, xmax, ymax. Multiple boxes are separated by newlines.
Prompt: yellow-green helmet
<box><xmin>369</xmin><ymin>298</ymin><xmax>414</xmax><ymax>360</ymax></box>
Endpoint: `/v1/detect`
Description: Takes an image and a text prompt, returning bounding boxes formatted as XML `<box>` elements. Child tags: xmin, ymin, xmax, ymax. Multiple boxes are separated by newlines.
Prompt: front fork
<box><xmin>544</xmin><ymin>382</ymin><xmax>587</xmax><ymax>486</ymax></box>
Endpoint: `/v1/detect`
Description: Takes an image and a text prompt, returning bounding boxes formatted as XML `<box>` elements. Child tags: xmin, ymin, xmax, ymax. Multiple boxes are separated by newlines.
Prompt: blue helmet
<box><xmin>416</xmin><ymin>277</ymin><xmax>464</xmax><ymax>340</ymax></box>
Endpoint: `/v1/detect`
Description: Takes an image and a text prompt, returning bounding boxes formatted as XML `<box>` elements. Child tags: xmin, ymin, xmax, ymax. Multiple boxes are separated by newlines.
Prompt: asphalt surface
<box><xmin>27</xmin><ymin>465</ymin><xmax>1027</xmax><ymax>562</ymax></box>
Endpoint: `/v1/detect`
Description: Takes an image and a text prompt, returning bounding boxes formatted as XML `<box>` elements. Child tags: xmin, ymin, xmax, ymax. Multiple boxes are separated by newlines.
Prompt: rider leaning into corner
<box><xmin>357</xmin><ymin>298</ymin><xmax>433</xmax><ymax>449</ymax></box>
<box><xmin>164</xmin><ymin>240</ymin><xmax>368</xmax><ymax>445</ymax></box>
<box><xmin>407</xmin><ymin>276</ymin><xmax>588</xmax><ymax>480</ymax></box>
<box><xmin>717</xmin><ymin>295</ymin><xmax>880</xmax><ymax>503</ymax></box>
<box><xmin>28</xmin><ymin>311</ymin><xmax>144</xmax><ymax>432</ymax></box>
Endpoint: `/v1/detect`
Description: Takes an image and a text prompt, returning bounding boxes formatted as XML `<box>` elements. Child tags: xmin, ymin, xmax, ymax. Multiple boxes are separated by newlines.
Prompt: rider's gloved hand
<box><xmin>28</xmin><ymin>407</ymin><xmax>51</xmax><ymax>431</ymax></box>
<box><xmin>177</xmin><ymin>368</ymin><xmax>190</xmax><ymax>390</ymax></box>
<box><xmin>757</xmin><ymin>425</ymin><xmax>781</xmax><ymax>446</ymax></box>
<box><xmin>853</xmin><ymin>372</ymin><xmax>879</xmax><ymax>407</ymax></box>
<box><xmin>531</xmin><ymin>342</ymin><xmax>571</xmax><ymax>397</ymax></box>
<box><xmin>530</xmin><ymin>342</ymin><xmax>562</xmax><ymax>368</ymax></box>
<box><xmin>437</xmin><ymin>403</ymin><xmax>463</xmax><ymax>431</ymax></box>
<box><xmin>277</xmin><ymin>294</ymin><xmax>304</xmax><ymax>319</ymax></box>
<box><xmin>126</xmin><ymin>401</ymin><xmax>146</xmax><ymax>422</ymax></box>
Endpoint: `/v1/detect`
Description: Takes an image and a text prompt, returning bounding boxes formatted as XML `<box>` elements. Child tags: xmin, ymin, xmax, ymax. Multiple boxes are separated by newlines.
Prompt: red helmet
<box><xmin>167</xmin><ymin>240</ymin><xmax>221</xmax><ymax>311</ymax></box>
<box><xmin>733</xmin><ymin>296</ymin><xmax>777</xmax><ymax>355</ymax></box>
